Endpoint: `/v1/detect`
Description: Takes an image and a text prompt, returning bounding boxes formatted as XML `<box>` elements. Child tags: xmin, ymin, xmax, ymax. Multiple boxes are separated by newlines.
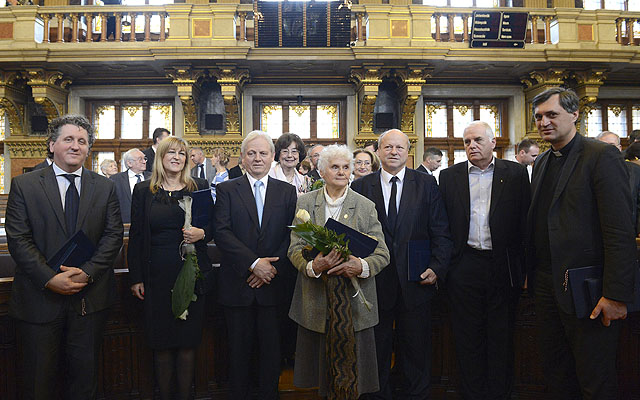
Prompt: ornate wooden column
<box><xmin>166</xmin><ymin>66</ymin><xmax>205</xmax><ymax>136</ymax></box>
<box><xmin>25</xmin><ymin>69</ymin><xmax>71</xmax><ymax>121</ymax></box>
<box><xmin>572</xmin><ymin>69</ymin><xmax>607</xmax><ymax>135</ymax></box>
<box><xmin>520</xmin><ymin>68</ymin><xmax>568</xmax><ymax>142</ymax></box>
<box><xmin>350</xmin><ymin>64</ymin><xmax>389</xmax><ymax>147</ymax></box>
<box><xmin>211</xmin><ymin>65</ymin><xmax>249</xmax><ymax>137</ymax></box>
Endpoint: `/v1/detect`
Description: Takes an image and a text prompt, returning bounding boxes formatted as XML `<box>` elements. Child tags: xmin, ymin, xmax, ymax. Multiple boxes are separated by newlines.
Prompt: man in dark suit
<box><xmin>110</xmin><ymin>148</ymin><xmax>150</xmax><ymax>223</ymax></box>
<box><xmin>33</xmin><ymin>157</ymin><xmax>52</xmax><ymax>170</ymax></box>
<box><xmin>417</xmin><ymin>146</ymin><xmax>443</xmax><ymax>176</ymax></box>
<box><xmin>352</xmin><ymin>129</ymin><xmax>452</xmax><ymax>399</ymax></box>
<box><xmin>142</xmin><ymin>127</ymin><xmax>170</xmax><ymax>173</ymax></box>
<box><xmin>529</xmin><ymin>87</ymin><xmax>636</xmax><ymax>399</ymax></box>
<box><xmin>597</xmin><ymin>130</ymin><xmax>640</xmax><ymax>235</ymax></box>
<box><xmin>214</xmin><ymin>130</ymin><xmax>297</xmax><ymax>400</ymax></box>
<box><xmin>5</xmin><ymin>114</ymin><xmax>123</xmax><ymax>400</ymax></box>
<box><xmin>189</xmin><ymin>146</ymin><xmax>215</xmax><ymax>185</ymax></box>
<box><xmin>439</xmin><ymin>121</ymin><xmax>530</xmax><ymax>400</ymax></box>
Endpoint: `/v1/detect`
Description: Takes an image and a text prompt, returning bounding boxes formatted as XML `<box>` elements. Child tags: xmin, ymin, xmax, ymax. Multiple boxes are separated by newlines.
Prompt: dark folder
<box><xmin>408</xmin><ymin>240</ymin><xmax>431</xmax><ymax>282</ymax></box>
<box><xmin>47</xmin><ymin>230</ymin><xmax>96</xmax><ymax>273</ymax></box>
<box><xmin>568</xmin><ymin>265</ymin><xmax>640</xmax><ymax>318</ymax></box>
<box><xmin>324</xmin><ymin>218</ymin><xmax>378</xmax><ymax>259</ymax></box>
<box><xmin>191</xmin><ymin>188</ymin><xmax>213</xmax><ymax>229</ymax></box>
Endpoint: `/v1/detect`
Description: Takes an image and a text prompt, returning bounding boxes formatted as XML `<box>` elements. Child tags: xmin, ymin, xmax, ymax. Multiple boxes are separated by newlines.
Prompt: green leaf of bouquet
<box><xmin>171</xmin><ymin>252</ymin><xmax>200</xmax><ymax>319</ymax></box>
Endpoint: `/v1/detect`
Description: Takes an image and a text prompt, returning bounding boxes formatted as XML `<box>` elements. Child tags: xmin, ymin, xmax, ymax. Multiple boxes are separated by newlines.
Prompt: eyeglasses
<box><xmin>355</xmin><ymin>160</ymin><xmax>371</xmax><ymax>166</ymax></box>
<box><xmin>135</xmin><ymin>156</ymin><xmax>148</xmax><ymax>162</ymax></box>
<box><xmin>280</xmin><ymin>149</ymin><xmax>299</xmax><ymax>156</ymax></box>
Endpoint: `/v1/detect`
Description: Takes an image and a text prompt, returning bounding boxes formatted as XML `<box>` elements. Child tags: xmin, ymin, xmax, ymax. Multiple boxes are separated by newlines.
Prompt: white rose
<box><xmin>296</xmin><ymin>209</ymin><xmax>311</xmax><ymax>223</ymax></box>
<box><xmin>178</xmin><ymin>310</ymin><xmax>189</xmax><ymax>320</ymax></box>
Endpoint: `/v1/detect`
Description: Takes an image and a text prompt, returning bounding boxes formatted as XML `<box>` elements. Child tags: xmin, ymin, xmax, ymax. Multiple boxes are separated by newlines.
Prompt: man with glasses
<box><xmin>307</xmin><ymin>144</ymin><xmax>324</xmax><ymax>182</ymax></box>
<box><xmin>111</xmin><ymin>148</ymin><xmax>150</xmax><ymax>223</ymax></box>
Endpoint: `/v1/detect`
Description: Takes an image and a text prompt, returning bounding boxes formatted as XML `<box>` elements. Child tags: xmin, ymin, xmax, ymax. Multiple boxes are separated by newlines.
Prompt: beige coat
<box><xmin>288</xmin><ymin>188</ymin><xmax>390</xmax><ymax>334</ymax></box>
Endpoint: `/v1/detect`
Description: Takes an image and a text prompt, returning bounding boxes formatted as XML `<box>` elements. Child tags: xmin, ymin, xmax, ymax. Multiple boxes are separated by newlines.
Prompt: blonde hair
<box><xmin>150</xmin><ymin>136</ymin><xmax>197</xmax><ymax>194</ymax></box>
<box><xmin>211</xmin><ymin>147</ymin><xmax>230</xmax><ymax>167</ymax></box>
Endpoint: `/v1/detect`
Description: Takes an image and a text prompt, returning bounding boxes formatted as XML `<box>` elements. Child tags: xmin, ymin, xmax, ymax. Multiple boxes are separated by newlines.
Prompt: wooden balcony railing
<box><xmin>616</xmin><ymin>17</ymin><xmax>640</xmax><ymax>46</ymax></box>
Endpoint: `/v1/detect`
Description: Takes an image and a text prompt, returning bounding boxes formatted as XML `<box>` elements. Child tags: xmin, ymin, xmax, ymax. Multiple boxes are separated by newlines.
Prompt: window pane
<box><xmin>476</xmin><ymin>0</ymin><xmax>498</xmax><ymax>6</ymax></box>
<box><xmin>95</xmin><ymin>105</ymin><xmax>115</xmax><ymax>139</ymax></box>
<box><xmin>93</xmin><ymin>152</ymin><xmax>116</xmax><ymax>175</ymax></box>
<box><xmin>607</xmin><ymin>105</ymin><xmax>627</xmax><ymax>137</ymax></box>
<box><xmin>149</xmin><ymin>103</ymin><xmax>173</xmax><ymax>138</ymax></box>
<box><xmin>583</xmin><ymin>0</ymin><xmax>601</xmax><ymax>9</ymax></box>
<box><xmin>453</xmin><ymin>105</ymin><xmax>474</xmax><ymax>138</ymax></box>
<box><xmin>585</xmin><ymin>106</ymin><xmax>602</xmax><ymax>137</ymax></box>
<box><xmin>121</xmin><ymin>104</ymin><xmax>143</xmax><ymax>139</ymax></box>
<box><xmin>261</xmin><ymin>104</ymin><xmax>283</xmax><ymax>140</ymax></box>
<box><xmin>604</xmin><ymin>0</ymin><xmax>624</xmax><ymax>10</ymax></box>
<box><xmin>630</xmin><ymin>0</ymin><xmax>640</xmax><ymax>11</ymax></box>
<box><xmin>452</xmin><ymin>0</ymin><xmax>473</xmax><ymax>6</ymax></box>
<box><xmin>317</xmin><ymin>104</ymin><xmax>339</xmax><ymax>139</ymax></box>
<box><xmin>480</xmin><ymin>104</ymin><xmax>500</xmax><ymax>137</ymax></box>
<box><xmin>423</xmin><ymin>0</ymin><xmax>447</xmax><ymax>5</ymax></box>
<box><xmin>454</xmin><ymin>149</ymin><xmax>468</xmax><ymax>164</ymax></box>
<box><xmin>0</xmin><ymin>108</ymin><xmax>6</xmax><ymax>140</ymax></box>
<box><xmin>633</xmin><ymin>106</ymin><xmax>640</xmax><ymax>130</ymax></box>
<box><xmin>289</xmin><ymin>104</ymin><xmax>311</xmax><ymax>139</ymax></box>
<box><xmin>425</xmin><ymin>103</ymin><xmax>447</xmax><ymax>138</ymax></box>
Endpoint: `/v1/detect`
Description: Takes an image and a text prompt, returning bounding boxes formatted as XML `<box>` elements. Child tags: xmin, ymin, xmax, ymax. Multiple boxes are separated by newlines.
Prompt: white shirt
<box><xmin>467</xmin><ymin>159</ymin><xmax>494</xmax><ymax>250</ymax></box>
<box><xmin>127</xmin><ymin>169</ymin><xmax>144</xmax><ymax>194</ymax></box>
<box><xmin>379</xmin><ymin>167</ymin><xmax>406</xmax><ymax>216</ymax></box>
<box><xmin>52</xmin><ymin>163</ymin><xmax>82</xmax><ymax>210</ymax></box>
<box><xmin>246</xmin><ymin>173</ymin><xmax>269</xmax><ymax>271</ymax></box>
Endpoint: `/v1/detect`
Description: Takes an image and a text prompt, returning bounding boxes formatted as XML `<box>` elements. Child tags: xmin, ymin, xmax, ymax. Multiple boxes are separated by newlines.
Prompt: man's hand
<box><xmin>590</xmin><ymin>297</ymin><xmax>627</xmax><ymax>327</ymax></box>
<box><xmin>250</xmin><ymin>257</ymin><xmax>279</xmax><ymax>285</ymax></box>
<box><xmin>247</xmin><ymin>273</ymin><xmax>266</xmax><ymax>289</ymax></box>
<box><xmin>312</xmin><ymin>249</ymin><xmax>343</xmax><ymax>275</ymax></box>
<box><xmin>131</xmin><ymin>282</ymin><xmax>145</xmax><ymax>300</ymax></box>
<box><xmin>420</xmin><ymin>268</ymin><xmax>437</xmax><ymax>285</ymax></box>
<box><xmin>328</xmin><ymin>255</ymin><xmax>363</xmax><ymax>278</ymax></box>
<box><xmin>45</xmin><ymin>266</ymin><xmax>88</xmax><ymax>295</ymax></box>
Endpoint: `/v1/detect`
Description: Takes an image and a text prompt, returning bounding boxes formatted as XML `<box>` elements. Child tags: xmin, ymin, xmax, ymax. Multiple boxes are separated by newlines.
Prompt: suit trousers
<box><xmin>224</xmin><ymin>304</ymin><xmax>281</xmax><ymax>400</ymax></box>
<box><xmin>16</xmin><ymin>302</ymin><xmax>108</xmax><ymax>400</ymax></box>
<box><xmin>364</xmin><ymin>285</ymin><xmax>432</xmax><ymax>400</ymax></box>
<box><xmin>446</xmin><ymin>246</ymin><xmax>513</xmax><ymax>400</ymax></box>
<box><xmin>534</xmin><ymin>270</ymin><xmax>620</xmax><ymax>400</ymax></box>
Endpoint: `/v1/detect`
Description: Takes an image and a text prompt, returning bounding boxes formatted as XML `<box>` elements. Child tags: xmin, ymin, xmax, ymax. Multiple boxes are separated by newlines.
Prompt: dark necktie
<box><xmin>199</xmin><ymin>164</ymin><xmax>205</xmax><ymax>179</ymax></box>
<box><xmin>63</xmin><ymin>174</ymin><xmax>79</xmax><ymax>237</ymax></box>
<box><xmin>388</xmin><ymin>176</ymin><xmax>398</xmax><ymax>231</ymax></box>
<box><xmin>135</xmin><ymin>174</ymin><xmax>142</xmax><ymax>184</ymax></box>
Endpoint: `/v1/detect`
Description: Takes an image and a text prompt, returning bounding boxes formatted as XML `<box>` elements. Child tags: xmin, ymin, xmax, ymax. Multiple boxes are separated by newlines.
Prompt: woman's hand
<box><xmin>328</xmin><ymin>255</ymin><xmax>363</xmax><ymax>278</ymax></box>
<box><xmin>183</xmin><ymin>227</ymin><xmax>205</xmax><ymax>244</ymax></box>
<box><xmin>311</xmin><ymin>249</ymin><xmax>343</xmax><ymax>275</ymax></box>
<box><xmin>131</xmin><ymin>282</ymin><xmax>145</xmax><ymax>300</ymax></box>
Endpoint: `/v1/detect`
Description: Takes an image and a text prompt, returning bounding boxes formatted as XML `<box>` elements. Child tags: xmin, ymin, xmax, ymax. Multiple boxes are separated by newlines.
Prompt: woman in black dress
<box><xmin>128</xmin><ymin>137</ymin><xmax>214</xmax><ymax>400</ymax></box>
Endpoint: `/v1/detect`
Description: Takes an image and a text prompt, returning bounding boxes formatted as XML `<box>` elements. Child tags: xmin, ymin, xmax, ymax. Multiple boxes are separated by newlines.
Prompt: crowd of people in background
<box><xmin>6</xmin><ymin>86</ymin><xmax>640</xmax><ymax>400</ymax></box>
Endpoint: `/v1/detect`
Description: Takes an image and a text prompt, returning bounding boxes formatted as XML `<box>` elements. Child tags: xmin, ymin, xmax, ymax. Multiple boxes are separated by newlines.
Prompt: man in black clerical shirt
<box><xmin>528</xmin><ymin>87</ymin><xmax>636</xmax><ymax>400</ymax></box>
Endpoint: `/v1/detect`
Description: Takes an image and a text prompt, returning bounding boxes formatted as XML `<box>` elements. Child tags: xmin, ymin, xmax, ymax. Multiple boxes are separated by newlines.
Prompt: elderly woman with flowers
<box><xmin>288</xmin><ymin>144</ymin><xmax>390</xmax><ymax>400</ymax></box>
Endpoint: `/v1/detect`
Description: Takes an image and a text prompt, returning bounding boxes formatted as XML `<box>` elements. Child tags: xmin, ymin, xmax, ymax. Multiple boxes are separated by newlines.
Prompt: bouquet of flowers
<box><xmin>172</xmin><ymin>196</ymin><xmax>202</xmax><ymax>320</ymax></box>
<box><xmin>289</xmin><ymin>209</ymin><xmax>373</xmax><ymax>311</ymax></box>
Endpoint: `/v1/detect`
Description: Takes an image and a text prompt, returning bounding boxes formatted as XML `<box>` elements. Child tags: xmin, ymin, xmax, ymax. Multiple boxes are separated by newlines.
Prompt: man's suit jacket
<box><xmin>287</xmin><ymin>188</ymin><xmax>390</xmax><ymax>333</ymax></box>
<box><xmin>214</xmin><ymin>175</ymin><xmax>297</xmax><ymax>307</ymax></box>
<box><xmin>351</xmin><ymin>168</ymin><xmax>453</xmax><ymax>310</ymax></box>
<box><xmin>625</xmin><ymin>162</ymin><xmax>640</xmax><ymax>235</ymax></box>
<box><xmin>416</xmin><ymin>164</ymin><xmax>430</xmax><ymax>175</ymax></box>
<box><xmin>6</xmin><ymin>166</ymin><xmax>123</xmax><ymax>323</ymax></box>
<box><xmin>142</xmin><ymin>147</ymin><xmax>155</xmax><ymax>173</ymax></box>
<box><xmin>110</xmin><ymin>170</ymin><xmax>151</xmax><ymax>223</ymax></box>
<box><xmin>528</xmin><ymin>133</ymin><xmax>637</xmax><ymax>314</ymax></box>
<box><xmin>439</xmin><ymin>159</ymin><xmax>531</xmax><ymax>287</ymax></box>
<box><xmin>190</xmin><ymin>159</ymin><xmax>216</xmax><ymax>186</ymax></box>
<box><xmin>33</xmin><ymin>159</ymin><xmax>51</xmax><ymax>171</ymax></box>
<box><xmin>228</xmin><ymin>165</ymin><xmax>244</xmax><ymax>179</ymax></box>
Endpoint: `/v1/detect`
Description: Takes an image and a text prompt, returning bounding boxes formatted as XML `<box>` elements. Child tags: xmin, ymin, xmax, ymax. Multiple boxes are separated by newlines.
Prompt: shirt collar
<box><xmin>53</xmin><ymin>162</ymin><xmax>82</xmax><ymax>177</ymax></box>
<box><xmin>246</xmin><ymin>173</ymin><xmax>269</xmax><ymax>189</ymax></box>
<box><xmin>127</xmin><ymin>169</ymin><xmax>142</xmax><ymax>179</ymax></box>
<box><xmin>551</xmin><ymin>133</ymin><xmax>577</xmax><ymax>157</ymax></box>
<box><xmin>380</xmin><ymin>166</ymin><xmax>406</xmax><ymax>184</ymax></box>
<box><xmin>467</xmin><ymin>157</ymin><xmax>495</xmax><ymax>173</ymax></box>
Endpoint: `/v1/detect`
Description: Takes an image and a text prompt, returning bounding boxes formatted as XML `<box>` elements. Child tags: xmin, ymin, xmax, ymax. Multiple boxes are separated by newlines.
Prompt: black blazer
<box><xmin>110</xmin><ymin>170</ymin><xmax>151</xmax><ymax>223</ymax></box>
<box><xmin>626</xmin><ymin>162</ymin><xmax>640</xmax><ymax>235</ymax></box>
<box><xmin>32</xmin><ymin>159</ymin><xmax>50</xmax><ymax>171</ymax></box>
<box><xmin>416</xmin><ymin>164</ymin><xmax>429</xmax><ymax>175</ymax></box>
<box><xmin>439</xmin><ymin>159</ymin><xmax>531</xmax><ymax>287</ymax></box>
<box><xmin>127</xmin><ymin>178</ymin><xmax>214</xmax><ymax>288</ymax></box>
<box><xmin>527</xmin><ymin>134</ymin><xmax>637</xmax><ymax>314</ymax></box>
<box><xmin>214</xmin><ymin>175</ymin><xmax>297</xmax><ymax>307</ymax></box>
<box><xmin>351</xmin><ymin>168</ymin><xmax>453</xmax><ymax>309</ymax></box>
<box><xmin>228</xmin><ymin>165</ymin><xmax>244</xmax><ymax>179</ymax></box>
<box><xmin>6</xmin><ymin>166</ymin><xmax>123</xmax><ymax>323</ymax></box>
<box><xmin>142</xmin><ymin>147</ymin><xmax>155</xmax><ymax>173</ymax></box>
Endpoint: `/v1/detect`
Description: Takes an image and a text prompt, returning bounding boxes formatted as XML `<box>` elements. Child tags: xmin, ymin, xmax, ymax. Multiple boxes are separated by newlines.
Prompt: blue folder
<box><xmin>324</xmin><ymin>218</ymin><xmax>378</xmax><ymax>259</ymax></box>
<box><xmin>408</xmin><ymin>240</ymin><xmax>431</xmax><ymax>282</ymax></box>
<box><xmin>47</xmin><ymin>230</ymin><xmax>96</xmax><ymax>273</ymax></box>
<box><xmin>191</xmin><ymin>188</ymin><xmax>213</xmax><ymax>229</ymax></box>
<box><xmin>569</xmin><ymin>265</ymin><xmax>640</xmax><ymax>318</ymax></box>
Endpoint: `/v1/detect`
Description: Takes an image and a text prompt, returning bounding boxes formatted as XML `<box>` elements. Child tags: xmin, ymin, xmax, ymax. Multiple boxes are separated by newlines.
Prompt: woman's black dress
<box><xmin>144</xmin><ymin>188</ymin><xmax>206</xmax><ymax>349</ymax></box>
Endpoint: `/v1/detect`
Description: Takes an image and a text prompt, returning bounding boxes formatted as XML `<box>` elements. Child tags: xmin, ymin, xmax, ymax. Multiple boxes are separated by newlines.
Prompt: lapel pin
<box><xmin>343</xmin><ymin>214</ymin><xmax>348</xmax><ymax>219</ymax></box>
<box><xmin>500</xmin><ymin>179</ymin><xmax>504</xmax><ymax>183</ymax></box>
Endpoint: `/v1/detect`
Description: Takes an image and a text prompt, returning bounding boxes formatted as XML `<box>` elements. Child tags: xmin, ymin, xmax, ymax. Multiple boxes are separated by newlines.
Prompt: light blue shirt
<box><xmin>467</xmin><ymin>159</ymin><xmax>494</xmax><ymax>250</ymax></box>
<box><xmin>52</xmin><ymin>163</ymin><xmax>82</xmax><ymax>211</ymax></box>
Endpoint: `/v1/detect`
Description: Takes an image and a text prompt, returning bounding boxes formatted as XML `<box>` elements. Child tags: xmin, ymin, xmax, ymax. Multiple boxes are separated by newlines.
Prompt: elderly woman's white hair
<box><xmin>317</xmin><ymin>144</ymin><xmax>353</xmax><ymax>173</ymax></box>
